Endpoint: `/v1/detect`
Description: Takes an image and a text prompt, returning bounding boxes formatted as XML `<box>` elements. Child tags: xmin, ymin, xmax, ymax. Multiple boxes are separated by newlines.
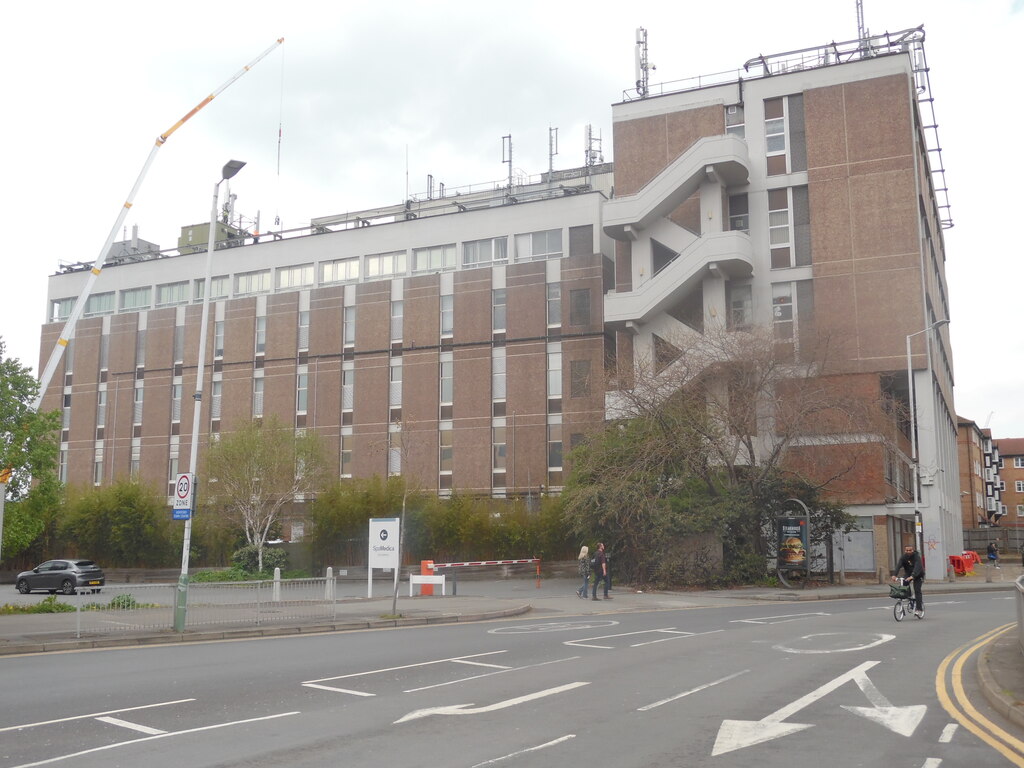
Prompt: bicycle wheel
<box><xmin>893</xmin><ymin>599</ymin><xmax>906</xmax><ymax>622</ymax></box>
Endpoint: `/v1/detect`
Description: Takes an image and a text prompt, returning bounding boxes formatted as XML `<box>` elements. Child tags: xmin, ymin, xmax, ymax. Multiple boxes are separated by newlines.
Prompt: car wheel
<box><xmin>16</xmin><ymin>579</ymin><xmax>30</xmax><ymax>594</ymax></box>
<box><xmin>60</xmin><ymin>579</ymin><xmax>76</xmax><ymax>595</ymax></box>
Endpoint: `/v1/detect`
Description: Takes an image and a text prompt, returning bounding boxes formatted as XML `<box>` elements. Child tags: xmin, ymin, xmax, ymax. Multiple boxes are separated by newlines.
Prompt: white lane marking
<box><xmin>564</xmin><ymin>627</ymin><xmax>720</xmax><ymax>649</ymax></box>
<box><xmin>713</xmin><ymin>660</ymin><xmax>925</xmax><ymax>756</ymax></box>
<box><xmin>489</xmin><ymin>620</ymin><xmax>618</xmax><ymax>634</ymax></box>
<box><xmin>94</xmin><ymin>716</ymin><xmax>166</xmax><ymax>735</ymax></box>
<box><xmin>731</xmin><ymin>612</ymin><xmax>830</xmax><ymax>624</ymax></box>
<box><xmin>631</xmin><ymin>629</ymin><xmax>723</xmax><ymax>647</ymax></box>
<box><xmin>773</xmin><ymin>632</ymin><xmax>894</xmax><ymax>654</ymax></box>
<box><xmin>638</xmin><ymin>670</ymin><xmax>750</xmax><ymax>711</ymax></box>
<box><xmin>396</xmin><ymin>682</ymin><xmax>588</xmax><ymax>723</ymax></box>
<box><xmin>0</xmin><ymin>699</ymin><xmax>196</xmax><ymax>734</ymax></box>
<box><xmin>922</xmin><ymin>759</ymin><xmax>942</xmax><ymax>767</ymax></box>
<box><xmin>302</xmin><ymin>650</ymin><xmax>510</xmax><ymax>695</ymax></box>
<box><xmin>451</xmin><ymin>659</ymin><xmax>512</xmax><ymax>669</ymax></box>
<box><xmin>939</xmin><ymin>723</ymin><xmax>958</xmax><ymax>742</ymax></box>
<box><xmin>470</xmin><ymin>734</ymin><xmax>576</xmax><ymax>767</ymax></box>
<box><xmin>302</xmin><ymin>683</ymin><xmax>375</xmax><ymax>696</ymax></box>
<box><xmin>8</xmin><ymin>711</ymin><xmax>299</xmax><ymax>768</ymax></box>
<box><xmin>403</xmin><ymin>656</ymin><xmax>580</xmax><ymax>693</ymax></box>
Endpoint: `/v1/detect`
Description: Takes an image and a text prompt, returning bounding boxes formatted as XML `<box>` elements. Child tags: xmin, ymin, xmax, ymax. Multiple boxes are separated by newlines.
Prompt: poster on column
<box><xmin>368</xmin><ymin>517</ymin><xmax>399</xmax><ymax>570</ymax></box>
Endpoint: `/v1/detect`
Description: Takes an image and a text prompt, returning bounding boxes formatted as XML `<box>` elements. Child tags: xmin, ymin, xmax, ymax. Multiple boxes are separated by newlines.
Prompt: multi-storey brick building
<box><xmin>39</xmin><ymin>26</ymin><xmax>960</xmax><ymax>579</ymax></box>
<box><xmin>957</xmin><ymin>417</ymin><xmax>1001</xmax><ymax>528</ymax></box>
<box><xmin>996</xmin><ymin>439</ymin><xmax>1024</xmax><ymax>527</ymax></box>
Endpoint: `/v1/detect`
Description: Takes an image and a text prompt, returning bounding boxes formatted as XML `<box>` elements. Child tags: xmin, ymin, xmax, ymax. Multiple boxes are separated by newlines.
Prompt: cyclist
<box><xmin>892</xmin><ymin>544</ymin><xmax>925</xmax><ymax>617</ymax></box>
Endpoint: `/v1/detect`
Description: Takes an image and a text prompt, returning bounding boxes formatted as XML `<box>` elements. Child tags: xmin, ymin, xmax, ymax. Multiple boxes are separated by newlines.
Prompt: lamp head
<box><xmin>222</xmin><ymin>160</ymin><xmax>246</xmax><ymax>181</ymax></box>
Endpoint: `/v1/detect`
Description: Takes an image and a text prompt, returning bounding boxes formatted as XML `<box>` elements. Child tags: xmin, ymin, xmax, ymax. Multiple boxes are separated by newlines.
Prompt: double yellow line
<box><xmin>936</xmin><ymin>623</ymin><xmax>1024</xmax><ymax>765</ymax></box>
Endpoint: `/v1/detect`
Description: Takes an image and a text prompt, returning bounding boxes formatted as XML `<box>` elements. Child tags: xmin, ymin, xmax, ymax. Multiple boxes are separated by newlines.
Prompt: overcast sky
<box><xmin>2</xmin><ymin>0</ymin><xmax>1021</xmax><ymax>437</ymax></box>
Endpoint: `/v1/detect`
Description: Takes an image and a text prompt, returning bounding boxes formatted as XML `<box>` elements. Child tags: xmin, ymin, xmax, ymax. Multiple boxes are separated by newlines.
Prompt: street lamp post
<box><xmin>905</xmin><ymin>318</ymin><xmax>950</xmax><ymax>560</ymax></box>
<box><xmin>173</xmin><ymin>160</ymin><xmax>246</xmax><ymax>632</ymax></box>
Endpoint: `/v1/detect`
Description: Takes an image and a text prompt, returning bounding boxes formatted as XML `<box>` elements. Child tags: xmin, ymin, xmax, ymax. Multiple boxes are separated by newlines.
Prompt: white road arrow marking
<box><xmin>841</xmin><ymin>664</ymin><xmax>926</xmax><ymax>736</ymax></box>
<box><xmin>712</xmin><ymin>660</ymin><xmax>924</xmax><ymax>756</ymax></box>
<box><xmin>395</xmin><ymin>682</ymin><xmax>588</xmax><ymax>723</ymax></box>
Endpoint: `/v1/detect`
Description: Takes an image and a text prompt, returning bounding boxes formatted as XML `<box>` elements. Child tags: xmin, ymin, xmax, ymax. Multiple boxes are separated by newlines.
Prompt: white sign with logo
<box><xmin>367</xmin><ymin>517</ymin><xmax>400</xmax><ymax>597</ymax></box>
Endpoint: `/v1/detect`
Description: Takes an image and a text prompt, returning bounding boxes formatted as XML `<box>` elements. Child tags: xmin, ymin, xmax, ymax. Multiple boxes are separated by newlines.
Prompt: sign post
<box><xmin>367</xmin><ymin>518</ymin><xmax>399</xmax><ymax>598</ymax></box>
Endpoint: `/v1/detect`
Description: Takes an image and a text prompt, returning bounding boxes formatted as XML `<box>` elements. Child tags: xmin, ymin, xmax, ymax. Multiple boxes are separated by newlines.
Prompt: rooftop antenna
<box><xmin>634</xmin><ymin>27</ymin><xmax>655</xmax><ymax>97</ymax></box>
<box><xmin>502</xmin><ymin>134</ymin><xmax>514</xmax><ymax>200</ymax></box>
<box><xmin>548</xmin><ymin>126</ymin><xmax>558</xmax><ymax>178</ymax></box>
<box><xmin>584</xmin><ymin>124</ymin><xmax>603</xmax><ymax>167</ymax></box>
<box><xmin>856</xmin><ymin>0</ymin><xmax>872</xmax><ymax>56</ymax></box>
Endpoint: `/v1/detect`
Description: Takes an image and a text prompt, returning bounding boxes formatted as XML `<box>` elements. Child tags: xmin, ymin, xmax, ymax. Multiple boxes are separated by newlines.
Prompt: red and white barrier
<box><xmin>427</xmin><ymin>558</ymin><xmax>541</xmax><ymax>594</ymax></box>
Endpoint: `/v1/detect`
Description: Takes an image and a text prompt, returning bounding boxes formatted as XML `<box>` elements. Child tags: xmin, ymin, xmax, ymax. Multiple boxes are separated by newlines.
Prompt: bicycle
<box><xmin>890</xmin><ymin>577</ymin><xmax>924</xmax><ymax>621</ymax></box>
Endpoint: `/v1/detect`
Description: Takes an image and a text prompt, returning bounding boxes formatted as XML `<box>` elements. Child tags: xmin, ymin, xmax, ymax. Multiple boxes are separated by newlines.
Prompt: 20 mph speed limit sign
<box><xmin>173</xmin><ymin>473</ymin><xmax>195</xmax><ymax>519</ymax></box>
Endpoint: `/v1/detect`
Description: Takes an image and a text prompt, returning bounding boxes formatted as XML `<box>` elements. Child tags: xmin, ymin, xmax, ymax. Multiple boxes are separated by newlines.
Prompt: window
<box><xmin>214</xmin><ymin>321</ymin><xmax>225</xmax><ymax>358</ymax></box>
<box><xmin>52</xmin><ymin>297</ymin><xmax>75</xmax><ymax>322</ymax></box>
<box><xmin>1016</xmin><ymin>481</ymin><xmax>1024</xmax><ymax>493</ymax></box>
<box><xmin>413</xmin><ymin>244</ymin><xmax>456</xmax><ymax>272</ymax></box>
<box><xmin>548</xmin><ymin>424</ymin><xmax>563</xmax><ymax>470</ymax></box>
<box><xmin>321</xmin><ymin>257</ymin><xmax>359</xmax><ymax>284</ymax></box>
<box><xmin>547</xmin><ymin>283</ymin><xmax>561</xmax><ymax>327</ymax></box>
<box><xmin>570</xmin><ymin>359</ymin><xmax>591</xmax><ymax>398</ymax></box>
<box><xmin>515</xmin><ymin>229</ymin><xmax>562</xmax><ymax>261</ymax></box>
<box><xmin>728</xmin><ymin>194</ymin><xmax>749</xmax><ymax>233</ymax></box>
<box><xmin>365</xmin><ymin>251</ymin><xmax>406</xmax><ymax>279</ymax></box>
<box><xmin>156</xmin><ymin>281</ymin><xmax>189</xmax><ymax>307</ymax></box>
<box><xmin>548</xmin><ymin>351</ymin><xmax>562</xmax><ymax>398</ymax></box>
<box><xmin>389</xmin><ymin>360</ymin><xmax>402</xmax><ymax>408</ymax></box>
<box><xmin>493</xmin><ymin>427</ymin><xmax>507</xmax><ymax>471</ymax></box>
<box><xmin>1015</xmin><ymin>457</ymin><xmax>1024</xmax><ymax>469</ymax></box>
<box><xmin>130</xmin><ymin>442</ymin><xmax>140</xmax><ymax>480</ymax></box>
<box><xmin>210</xmin><ymin>380</ymin><xmax>222</xmax><ymax>420</ymax></box>
<box><xmin>440</xmin><ymin>294</ymin><xmax>454</xmax><ymax>337</ymax></box>
<box><xmin>492</xmin><ymin>289</ymin><xmax>507</xmax><ymax>332</ymax></box>
<box><xmin>83</xmin><ymin>292</ymin><xmax>115</xmax><ymax>317</ymax></box>
<box><xmin>135</xmin><ymin>330</ymin><xmax>146</xmax><ymax>368</ymax></box>
<box><xmin>341</xmin><ymin>434</ymin><xmax>353</xmax><ymax>477</ymax></box>
<box><xmin>768</xmin><ymin>188</ymin><xmax>792</xmax><ymax>268</ymax></box>
<box><xmin>94</xmin><ymin>450</ymin><xmax>103</xmax><ymax>485</ymax></box>
<box><xmin>236</xmin><ymin>270</ymin><xmax>271</xmax><ymax>296</ymax></box>
<box><xmin>439</xmin><ymin>429</ymin><xmax>453</xmax><ymax>473</ymax></box>
<box><xmin>772</xmin><ymin>280</ymin><xmax>814</xmax><ymax>359</ymax></box>
<box><xmin>296</xmin><ymin>372</ymin><xmax>308</xmax><ymax>414</ymax></box>
<box><xmin>391</xmin><ymin>301</ymin><xmax>403</xmax><ymax>341</ymax></box>
<box><xmin>253</xmin><ymin>377</ymin><xmax>264</xmax><ymax>417</ymax></box>
<box><xmin>765</xmin><ymin>97</ymin><xmax>787</xmax><ymax>176</ymax></box>
<box><xmin>728</xmin><ymin>283</ymin><xmax>753</xmax><ymax>329</ymax></box>
<box><xmin>463</xmin><ymin>237</ymin><xmax>508</xmax><ymax>267</ymax></box>
<box><xmin>96</xmin><ymin>390</ymin><xmax>106</xmax><ymax>430</ymax></box>
<box><xmin>59</xmin><ymin>448</ymin><xmax>68</xmax><ymax>484</ymax></box>
<box><xmin>119</xmin><ymin>287</ymin><xmax>151</xmax><ymax>313</ymax></box>
<box><xmin>1018</xmin><ymin>505</ymin><xmax>1024</xmax><ymax>517</ymax></box>
<box><xmin>492</xmin><ymin>349</ymin><xmax>506</xmax><ymax>400</ymax></box>
<box><xmin>277</xmin><ymin>264</ymin><xmax>314</xmax><ymax>290</ymax></box>
<box><xmin>255</xmin><ymin>317</ymin><xmax>266</xmax><ymax>355</ymax></box>
<box><xmin>133</xmin><ymin>382</ymin><xmax>144</xmax><ymax>424</ymax></box>
<box><xmin>343</xmin><ymin>306</ymin><xmax>356</xmax><ymax>347</ymax></box>
<box><xmin>569</xmin><ymin>289</ymin><xmax>591</xmax><ymax>326</ymax></box>
<box><xmin>388</xmin><ymin>430</ymin><xmax>401</xmax><ymax>476</ymax></box>
<box><xmin>171</xmin><ymin>383</ymin><xmax>182</xmax><ymax>422</ymax></box>
<box><xmin>342</xmin><ymin>368</ymin><xmax>354</xmax><ymax>411</ymax></box>
<box><xmin>725</xmin><ymin>104</ymin><xmax>744</xmax><ymax>138</ymax></box>
<box><xmin>194</xmin><ymin>275</ymin><xmax>230</xmax><ymax>301</ymax></box>
<box><xmin>440</xmin><ymin>361</ymin><xmax>454</xmax><ymax>405</ymax></box>
<box><xmin>298</xmin><ymin>312</ymin><xmax>310</xmax><ymax>351</ymax></box>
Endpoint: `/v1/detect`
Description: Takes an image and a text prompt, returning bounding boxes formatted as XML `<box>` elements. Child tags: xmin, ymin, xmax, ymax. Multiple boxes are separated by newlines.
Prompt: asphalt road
<box><xmin>0</xmin><ymin>591</ymin><xmax>1018</xmax><ymax>768</ymax></box>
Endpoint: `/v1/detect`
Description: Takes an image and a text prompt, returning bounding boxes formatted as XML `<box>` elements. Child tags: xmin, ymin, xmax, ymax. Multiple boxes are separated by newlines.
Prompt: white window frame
<box><xmin>277</xmin><ymin>264</ymin><xmax>314</xmax><ymax>290</ymax></box>
<box><xmin>236</xmin><ymin>270</ymin><xmax>271</xmax><ymax>296</ymax></box>
<box><xmin>320</xmin><ymin>257</ymin><xmax>360</xmax><ymax>284</ymax></box>
<box><xmin>156</xmin><ymin>281</ymin><xmax>190</xmax><ymax>307</ymax></box>
<box><xmin>365</xmin><ymin>251</ymin><xmax>406</xmax><ymax>279</ymax></box>
<box><xmin>413</xmin><ymin>244</ymin><xmax>456</xmax><ymax>273</ymax></box>
<box><xmin>119</xmin><ymin>287</ymin><xmax>151</xmax><ymax>313</ymax></box>
<box><xmin>463</xmin><ymin>237</ymin><xmax>508</xmax><ymax>268</ymax></box>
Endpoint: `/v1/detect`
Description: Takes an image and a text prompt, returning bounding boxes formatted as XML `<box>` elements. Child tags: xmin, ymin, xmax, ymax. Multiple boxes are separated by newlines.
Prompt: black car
<box><xmin>15</xmin><ymin>560</ymin><xmax>105</xmax><ymax>595</ymax></box>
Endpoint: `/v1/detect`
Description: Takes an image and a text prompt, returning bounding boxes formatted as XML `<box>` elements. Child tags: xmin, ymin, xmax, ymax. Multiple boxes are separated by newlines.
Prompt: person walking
<box><xmin>892</xmin><ymin>544</ymin><xmax>925</xmax><ymax>617</ymax></box>
<box><xmin>591</xmin><ymin>542</ymin><xmax>610</xmax><ymax>600</ymax></box>
<box><xmin>987</xmin><ymin>542</ymin><xmax>1000</xmax><ymax>569</ymax></box>
<box><xmin>576</xmin><ymin>546</ymin><xmax>591</xmax><ymax>598</ymax></box>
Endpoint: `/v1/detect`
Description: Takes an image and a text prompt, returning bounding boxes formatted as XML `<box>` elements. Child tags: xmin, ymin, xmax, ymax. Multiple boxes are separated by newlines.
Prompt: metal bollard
<box><xmin>273</xmin><ymin>567</ymin><xmax>282</xmax><ymax>602</ymax></box>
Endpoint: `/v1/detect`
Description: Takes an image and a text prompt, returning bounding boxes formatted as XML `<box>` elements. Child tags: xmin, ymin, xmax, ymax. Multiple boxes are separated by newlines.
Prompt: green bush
<box><xmin>0</xmin><ymin>595</ymin><xmax>75</xmax><ymax>614</ymax></box>
<box><xmin>231</xmin><ymin>544</ymin><xmax>288</xmax><ymax>574</ymax></box>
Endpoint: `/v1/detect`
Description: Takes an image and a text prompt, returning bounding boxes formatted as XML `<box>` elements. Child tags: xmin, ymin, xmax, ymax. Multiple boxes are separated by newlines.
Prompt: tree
<box><xmin>0</xmin><ymin>338</ymin><xmax>61</xmax><ymax>563</ymax></box>
<box><xmin>563</xmin><ymin>323</ymin><xmax>873</xmax><ymax>585</ymax></box>
<box><xmin>61</xmin><ymin>480</ymin><xmax>176</xmax><ymax>566</ymax></box>
<box><xmin>203</xmin><ymin>417</ymin><xmax>328</xmax><ymax>572</ymax></box>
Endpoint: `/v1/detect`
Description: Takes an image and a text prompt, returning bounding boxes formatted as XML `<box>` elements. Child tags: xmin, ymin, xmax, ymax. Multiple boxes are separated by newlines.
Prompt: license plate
<box><xmin>88</xmin><ymin>580</ymin><xmax>100</xmax><ymax>585</ymax></box>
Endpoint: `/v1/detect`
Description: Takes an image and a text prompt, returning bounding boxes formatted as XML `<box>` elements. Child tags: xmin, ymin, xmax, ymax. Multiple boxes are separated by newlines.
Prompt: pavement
<box><xmin>3</xmin><ymin>561</ymin><xmax>1023</xmax><ymax>733</ymax></box>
